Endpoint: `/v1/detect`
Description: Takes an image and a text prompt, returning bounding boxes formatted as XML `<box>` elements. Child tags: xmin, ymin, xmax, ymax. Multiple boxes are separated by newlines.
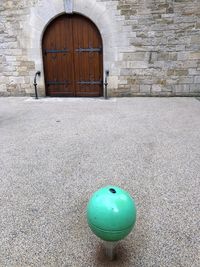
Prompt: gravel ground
<box><xmin>0</xmin><ymin>97</ymin><xmax>200</xmax><ymax>267</ymax></box>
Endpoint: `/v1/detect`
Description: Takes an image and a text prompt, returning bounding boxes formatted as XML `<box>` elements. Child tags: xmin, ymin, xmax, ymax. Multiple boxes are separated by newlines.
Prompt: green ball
<box><xmin>87</xmin><ymin>186</ymin><xmax>137</xmax><ymax>241</ymax></box>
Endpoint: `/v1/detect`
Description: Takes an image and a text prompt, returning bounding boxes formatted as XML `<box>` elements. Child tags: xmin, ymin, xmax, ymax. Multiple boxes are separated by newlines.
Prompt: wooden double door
<box><xmin>42</xmin><ymin>14</ymin><xmax>103</xmax><ymax>97</ymax></box>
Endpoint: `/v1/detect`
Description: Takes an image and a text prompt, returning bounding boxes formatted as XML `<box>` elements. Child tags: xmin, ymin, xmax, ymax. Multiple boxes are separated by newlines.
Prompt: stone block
<box><xmin>0</xmin><ymin>77</ymin><xmax>9</xmax><ymax>83</ymax></box>
<box><xmin>9</xmin><ymin>77</ymin><xmax>24</xmax><ymax>84</ymax></box>
<box><xmin>24</xmin><ymin>77</ymin><xmax>30</xmax><ymax>83</ymax></box>
<box><xmin>166</xmin><ymin>78</ymin><xmax>179</xmax><ymax>85</ymax></box>
<box><xmin>174</xmin><ymin>69</ymin><xmax>188</xmax><ymax>76</ymax></box>
<box><xmin>123</xmin><ymin>52</ymin><xmax>149</xmax><ymax>61</ymax></box>
<box><xmin>157</xmin><ymin>52</ymin><xmax>169</xmax><ymax>61</ymax></box>
<box><xmin>177</xmin><ymin>52</ymin><xmax>189</xmax><ymax>61</ymax></box>
<box><xmin>169</xmin><ymin>52</ymin><xmax>178</xmax><ymax>61</ymax></box>
<box><xmin>182</xmin><ymin>60</ymin><xmax>198</xmax><ymax>68</ymax></box>
<box><xmin>189</xmin><ymin>52</ymin><xmax>200</xmax><ymax>59</ymax></box>
<box><xmin>127</xmin><ymin>61</ymin><xmax>148</xmax><ymax>69</ymax></box>
<box><xmin>178</xmin><ymin>76</ymin><xmax>193</xmax><ymax>84</ymax></box>
<box><xmin>173</xmin><ymin>84</ymin><xmax>190</xmax><ymax>93</ymax></box>
<box><xmin>176</xmin><ymin>45</ymin><xmax>186</xmax><ymax>51</ymax></box>
<box><xmin>140</xmin><ymin>84</ymin><xmax>151</xmax><ymax>93</ymax></box>
<box><xmin>0</xmin><ymin>84</ymin><xmax>7</xmax><ymax>92</ymax></box>
<box><xmin>118</xmin><ymin>80</ymin><xmax>128</xmax><ymax>85</ymax></box>
<box><xmin>190</xmin><ymin>84</ymin><xmax>200</xmax><ymax>92</ymax></box>
<box><xmin>130</xmin><ymin>85</ymin><xmax>140</xmax><ymax>93</ymax></box>
<box><xmin>189</xmin><ymin>68</ymin><xmax>200</xmax><ymax>75</ymax></box>
<box><xmin>194</xmin><ymin>76</ymin><xmax>200</xmax><ymax>84</ymax></box>
<box><xmin>163</xmin><ymin>85</ymin><xmax>173</xmax><ymax>92</ymax></box>
<box><xmin>152</xmin><ymin>84</ymin><xmax>162</xmax><ymax>92</ymax></box>
<box><xmin>191</xmin><ymin>35</ymin><xmax>200</xmax><ymax>44</ymax></box>
<box><xmin>108</xmin><ymin>76</ymin><xmax>118</xmax><ymax>88</ymax></box>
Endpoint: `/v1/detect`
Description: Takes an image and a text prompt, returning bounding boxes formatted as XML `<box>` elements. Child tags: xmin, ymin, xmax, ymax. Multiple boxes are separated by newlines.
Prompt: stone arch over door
<box><xmin>21</xmin><ymin>0</ymin><xmax>122</xmax><ymax>96</ymax></box>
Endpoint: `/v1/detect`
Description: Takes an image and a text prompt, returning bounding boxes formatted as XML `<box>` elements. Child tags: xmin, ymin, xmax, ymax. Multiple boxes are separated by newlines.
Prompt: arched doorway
<box><xmin>42</xmin><ymin>14</ymin><xmax>103</xmax><ymax>97</ymax></box>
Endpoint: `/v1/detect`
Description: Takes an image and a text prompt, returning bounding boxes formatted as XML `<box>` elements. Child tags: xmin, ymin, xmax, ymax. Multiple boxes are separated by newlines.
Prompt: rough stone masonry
<box><xmin>0</xmin><ymin>0</ymin><xmax>200</xmax><ymax>96</ymax></box>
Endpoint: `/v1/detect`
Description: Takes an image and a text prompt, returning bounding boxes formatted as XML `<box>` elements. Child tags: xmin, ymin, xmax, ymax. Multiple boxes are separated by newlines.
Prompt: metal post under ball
<box><xmin>104</xmin><ymin>241</ymin><xmax>117</xmax><ymax>260</ymax></box>
<box><xmin>87</xmin><ymin>186</ymin><xmax>137</xmax><ymax>260</ymax></box>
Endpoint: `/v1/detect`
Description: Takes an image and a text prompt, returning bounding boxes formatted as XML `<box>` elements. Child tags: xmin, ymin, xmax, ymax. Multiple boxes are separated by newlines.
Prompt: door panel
<box><xmin>73</xmin><ymin>16</ymin><xmax>103</xmax><ymax>97</ymax></box>
<box><xmin>42</xmin><ymin>14</ymin><xmax>103</xmax><ymax>97</ymax></box>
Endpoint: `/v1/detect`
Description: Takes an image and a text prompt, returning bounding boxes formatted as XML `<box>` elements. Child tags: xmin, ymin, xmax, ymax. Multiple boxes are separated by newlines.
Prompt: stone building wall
<box><xmin>0</xmin><ymin>0</ymin><xmax>200</xmax><ymax>96</ymax></box>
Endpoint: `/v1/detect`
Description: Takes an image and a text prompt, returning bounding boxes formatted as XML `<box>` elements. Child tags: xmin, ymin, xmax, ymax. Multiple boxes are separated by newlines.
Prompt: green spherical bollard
<box><xmin>87</xmin><ymin>186</ymin><xmax>137</xmax><ymax>242</ymax></box>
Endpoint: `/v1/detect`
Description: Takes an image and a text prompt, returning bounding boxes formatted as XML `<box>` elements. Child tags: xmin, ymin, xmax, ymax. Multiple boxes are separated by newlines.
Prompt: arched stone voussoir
<box><xmin>73</xmin><ymin>1</ymin><xmax>118</xmax><ymax>62</ymax></box>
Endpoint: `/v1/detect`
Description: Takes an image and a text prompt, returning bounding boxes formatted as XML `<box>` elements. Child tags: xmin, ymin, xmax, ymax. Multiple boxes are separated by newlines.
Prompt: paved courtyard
<box><xmin>0</xmin><ymin>97</ymin><xmax>200</xmax><ymax>267</ymax></box>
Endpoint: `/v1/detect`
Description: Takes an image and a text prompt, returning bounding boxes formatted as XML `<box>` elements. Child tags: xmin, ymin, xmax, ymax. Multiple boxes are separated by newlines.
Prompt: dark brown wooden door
<box><xmin>42</xmin><ymin>14</ymin><xmax>103</xmax><ymax>97</ymax></box>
